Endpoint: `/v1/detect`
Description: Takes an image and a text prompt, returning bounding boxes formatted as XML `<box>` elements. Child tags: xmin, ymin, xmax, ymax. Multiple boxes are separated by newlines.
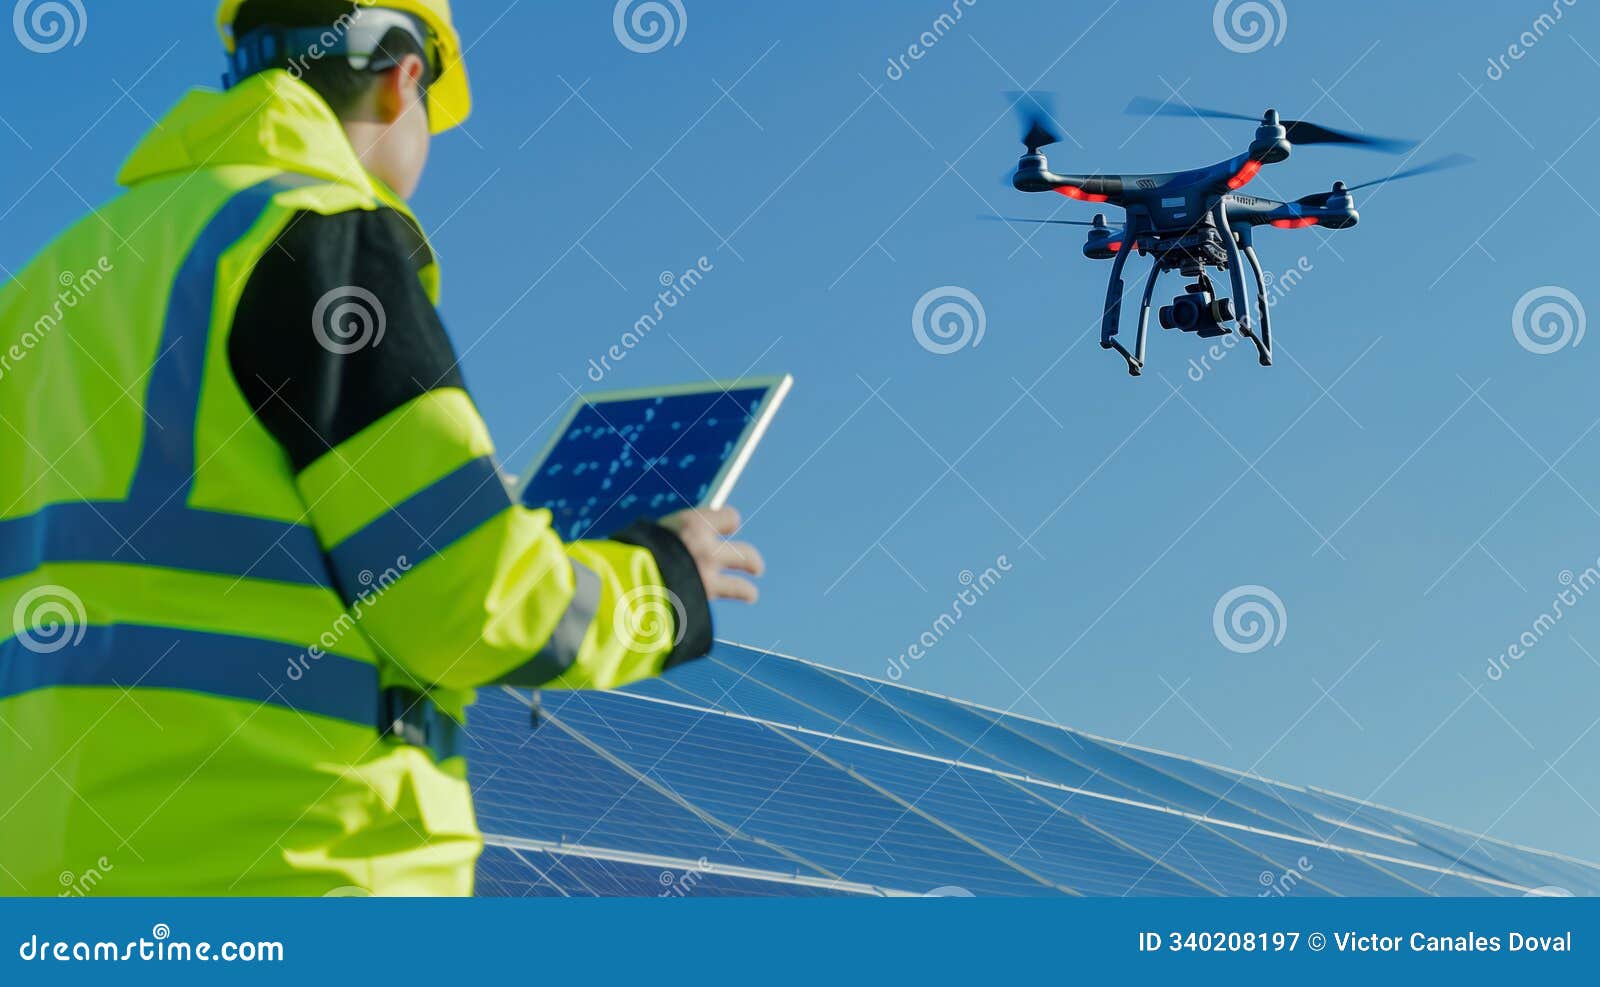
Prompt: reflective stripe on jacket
<box><xmin>0</xmin><ymin>70</ymin><xmax>708</xmax><ymax>896</ymax></box>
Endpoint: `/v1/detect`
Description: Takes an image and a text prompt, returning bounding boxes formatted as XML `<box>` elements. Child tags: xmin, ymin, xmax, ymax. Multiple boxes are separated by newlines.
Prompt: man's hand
<box><xmin>659</xmin><ymin>506</ymin><xmax>765</xmax><ymax>604</ymax></box>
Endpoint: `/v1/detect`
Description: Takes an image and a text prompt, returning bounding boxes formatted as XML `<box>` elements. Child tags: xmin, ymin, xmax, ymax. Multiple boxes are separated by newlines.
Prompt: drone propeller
<box><xmin>979</xmin><ymin>214</ymin><xmax>1108</xmax><ymax>228</ymax></box>
<box><xmin>1124</xmin><ymin>96</ymin><xmax>1416</xmax><ymax>153</ymax></box>
<box><xmin>1295</xmin><ymin>152</ymin><xmax>1473</xmax><ymax>207</ymax></box>
<box><xmin>1008</xmin><ymin>91</ymin><xmax>1064</xmax><ymax>153</ymax></box>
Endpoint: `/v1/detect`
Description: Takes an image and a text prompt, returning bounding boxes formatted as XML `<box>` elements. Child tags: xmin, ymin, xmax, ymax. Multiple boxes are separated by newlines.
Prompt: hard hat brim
<box><xmin>426</xmin><ymin>46</ymin><xmax>471</xmax><ymax>134</ymax></box>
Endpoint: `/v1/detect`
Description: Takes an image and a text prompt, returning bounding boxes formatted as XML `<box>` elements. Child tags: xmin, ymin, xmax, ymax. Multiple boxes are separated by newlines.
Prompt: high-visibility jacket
<box><xmin>0</xmin><ymin>70</ymin><xmax>710</xmax><ymax>896</ymax></box>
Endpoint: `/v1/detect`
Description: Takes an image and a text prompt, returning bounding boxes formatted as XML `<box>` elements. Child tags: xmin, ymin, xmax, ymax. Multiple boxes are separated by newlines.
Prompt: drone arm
<box><xmin>1014</xmin><ymin>165</ymin><xmax>1124</xmax><ymax>205</ymax></box>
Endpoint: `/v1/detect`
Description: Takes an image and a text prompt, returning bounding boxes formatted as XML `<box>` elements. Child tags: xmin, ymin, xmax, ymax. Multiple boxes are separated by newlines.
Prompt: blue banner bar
<box><xmin>2</xmin><ymin>897</ymin><xmax>1594</xmax><ymax>985</ymax></box>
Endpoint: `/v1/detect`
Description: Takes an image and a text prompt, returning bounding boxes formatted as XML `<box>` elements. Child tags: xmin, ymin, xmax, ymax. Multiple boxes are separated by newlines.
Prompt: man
<box><xmin>0</xmin><ymin>0</ymin><xmax>763</xmax><ymax>895</ymax></box>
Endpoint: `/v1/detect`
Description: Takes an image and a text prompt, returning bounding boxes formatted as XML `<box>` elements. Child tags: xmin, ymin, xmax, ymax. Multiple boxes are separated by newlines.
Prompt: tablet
<box><xmin>515</xmin><ymin>375</ymin><xmax>792</xmax><ymax>542</ymax></box>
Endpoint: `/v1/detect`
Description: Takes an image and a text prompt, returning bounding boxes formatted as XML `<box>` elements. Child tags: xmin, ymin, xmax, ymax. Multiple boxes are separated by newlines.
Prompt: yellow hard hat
<box><xmin>216</xmin><ymin>0</ymin><xmax>472</xmax><ymax>134</ymax></box>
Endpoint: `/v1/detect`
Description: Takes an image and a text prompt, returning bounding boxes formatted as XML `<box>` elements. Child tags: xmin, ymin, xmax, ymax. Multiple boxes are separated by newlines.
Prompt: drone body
<box><xmin>995</xmin><ymin>95</ymin><xmax>1467</xmax><ymax>376</ymax></box>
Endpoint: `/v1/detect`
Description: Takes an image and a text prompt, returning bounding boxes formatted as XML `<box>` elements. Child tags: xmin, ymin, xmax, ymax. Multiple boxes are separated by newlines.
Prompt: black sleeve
<box><xmin>227</xmin><ymin>207</ymin><xmax>466</xmax><ymax>474</ymax></box>
<box><xmin>230</xmin><ymin>208</ymin><xmax>715</xmax><ymax>666</ymax></box>
<box><xmin>612</xmin><ymin>520</ymin><xmax>714</xmax><ymax>667</ymax></box>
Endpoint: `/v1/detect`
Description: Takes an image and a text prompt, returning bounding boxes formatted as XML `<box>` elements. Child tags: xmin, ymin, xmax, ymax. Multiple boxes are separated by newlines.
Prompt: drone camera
<box><xmin>1158</xmin><ymin>283</ymin><xmax>1235</xmax><ymax>338</ymax></box>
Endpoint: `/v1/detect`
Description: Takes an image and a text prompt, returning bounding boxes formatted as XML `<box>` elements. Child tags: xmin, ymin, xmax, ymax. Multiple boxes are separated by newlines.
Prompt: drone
<box><xmin>989</xmin><ymin>94</ymin><xmax>1469</xmax><ymax>376</ymax></box>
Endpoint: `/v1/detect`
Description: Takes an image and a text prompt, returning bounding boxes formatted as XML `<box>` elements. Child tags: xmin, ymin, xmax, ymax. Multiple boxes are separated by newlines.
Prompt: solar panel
<box><xmin>468</xmin><ymin>643</ymin><xmax>1600</xmax><ymax>897</ymax></box>
<box><xmin>515</xmin><ymin>378</ymin><xmax>789</xmax><ymax>541</ymax></box>
<box><xmin>1308</xmin><ymin>787</ymin><xmax>1600</xmax><ymax>895</ymax></box>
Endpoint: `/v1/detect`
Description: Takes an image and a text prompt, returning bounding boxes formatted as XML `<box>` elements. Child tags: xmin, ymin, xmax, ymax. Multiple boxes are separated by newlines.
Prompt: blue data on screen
<box><xmin>521</xmin><ymin>387</ymin><xmax>769</xmax><ymax>541</ymax></box>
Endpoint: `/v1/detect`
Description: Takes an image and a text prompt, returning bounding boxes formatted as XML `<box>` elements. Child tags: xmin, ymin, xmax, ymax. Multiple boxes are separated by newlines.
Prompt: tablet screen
<box><xmin>519</xmin><ymin>380</ymin><xmax>787</xmax><ymax>542</ymax></box>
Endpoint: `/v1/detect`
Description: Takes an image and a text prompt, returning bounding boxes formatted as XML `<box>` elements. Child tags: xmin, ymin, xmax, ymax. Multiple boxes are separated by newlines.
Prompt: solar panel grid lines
<box><xmin>720</xmin><ymin>642</ymin><xmax>1353</xmax><ymax>840</ymax></box>
<box><xmin>1305</xmin><ymin>787</ymin><xmax>1600</xmax><ymax>896</ymax></box>
<box><xmin>540</xmin><ymin>691</ymin><xmax>1055</xmax><ymax>896</ymax></box>
<box><xmin>717</xmin><ymin>642</ymin><xmax>1576</xmax><ymax>894</ymax></box>
<box><xmin>717</xmin><ymin>644</ymin><xmax>1305</xmax><ymax>841</ymax></box>
<box><xmin>1313</xmin><ymin>782</ymin><xmax>1600</xmax><ymax>886</ymax></box>
<box><xmin>480</xmin><ymin>834</ymin><xmax>897</xmax><ymax>896</ymax></box>
<box><xmin>1021</xmin><ymin>785</ymin><xmax>1344</xmax><ymax>898</ymax></box>
<box><xmin>469</xmin><ymin>690</ymin><xmax>810</xmax><ymax>875</ymax></box>
<box><xmin>769</xmin><ymin>675</ymin><xmax>1255</xmax><ymax>896</ymax></box>
<box><xmin>1103</xmin><ymin>742</ymin><xmax>1503</xmax><ymax>890</ymax></box>
<box><xmin>599</xmin><ymin>672</ymin><xmax>1546</xmax><ymax>894</ymax></box>
<box><xmin>499</xmin><ymin>687</ymin><xmax>846</xmax><ymax>886</ymax></box>
<box><xmin>758</xmin><ymin>726</ymin><xmax>1077</xmax><ymax>896</ymax></box>
<box><xmin>467</xmin><ymin>642</ymin><xmax>1600</xmax><ymax>896</ymax></box>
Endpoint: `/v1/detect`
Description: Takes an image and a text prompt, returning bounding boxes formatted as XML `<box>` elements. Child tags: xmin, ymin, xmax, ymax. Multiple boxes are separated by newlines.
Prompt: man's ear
<box><xmin>375</xmin><ymin>53</ymin><xmax>428</xmax><ymax>125</ymax></box>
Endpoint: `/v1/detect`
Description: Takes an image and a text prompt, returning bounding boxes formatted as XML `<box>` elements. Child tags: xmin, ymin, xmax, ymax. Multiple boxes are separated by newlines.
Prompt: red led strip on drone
<box><xmin>1056</xmin><ymin>185</ymin><xmax>1109</xmax><ymax>203</ymax></box>
<box><xmin>1226</xmin><ymin>160</ymin><xmax>1262</xmax><ymax>190</ymax></box>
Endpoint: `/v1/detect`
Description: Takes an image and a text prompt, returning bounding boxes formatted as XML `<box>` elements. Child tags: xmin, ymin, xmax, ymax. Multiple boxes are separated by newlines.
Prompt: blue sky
<box><xmin>4</xmin><ymin>0</ymin><xmax>1600</xmax><ymax>861</ymax></box>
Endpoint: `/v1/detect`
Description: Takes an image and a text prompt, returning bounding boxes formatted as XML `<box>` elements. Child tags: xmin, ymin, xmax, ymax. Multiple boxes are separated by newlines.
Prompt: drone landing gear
<box><xmin>1099</xmin><ymin>234</ymin><xmax>1143</xmax><ymax>376</ymax></box>
<box><xmin>1216</xmin><ymin>200</ymin><xmax>1272</xmax><ymax>367</ymax></box>
<box><xmin>1240</xmin><ymin>240</ymin><xmax>1274</xmax><ymax>367</ymax></box>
